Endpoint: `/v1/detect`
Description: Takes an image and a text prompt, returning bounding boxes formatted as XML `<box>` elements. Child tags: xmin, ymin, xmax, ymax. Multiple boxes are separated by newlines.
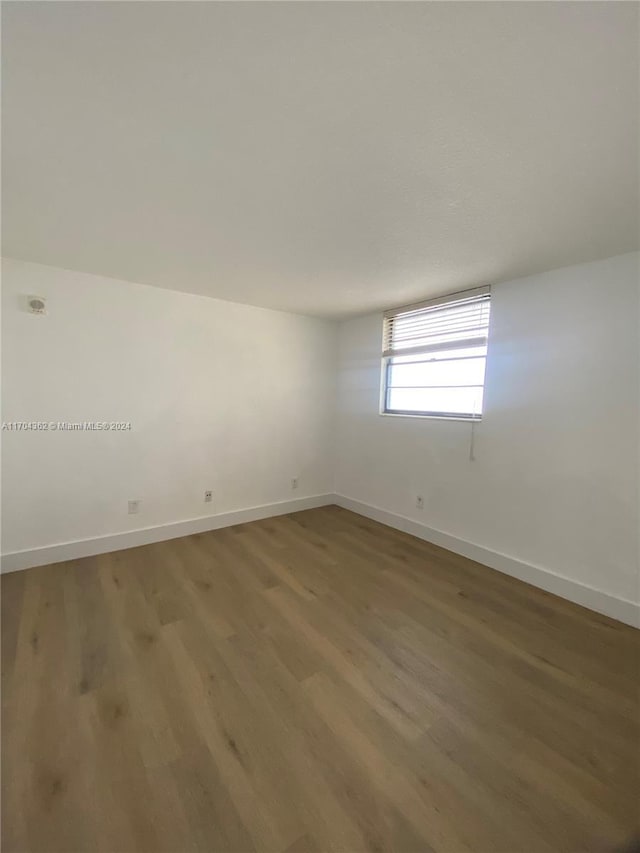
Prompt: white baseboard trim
<box><xmin>0</xmin><ymin>494</ymin><xmax>335</xmax><ymax>574</ymax></box>
<box><xmin>3</xmin><ymin>492</ymin><xmax>638</xmax><ymax>628</ymax></box>
<box><xmin>334</xmin><ymin>494</ymin><xmax>639</xmax><ymax>628</ymax></box>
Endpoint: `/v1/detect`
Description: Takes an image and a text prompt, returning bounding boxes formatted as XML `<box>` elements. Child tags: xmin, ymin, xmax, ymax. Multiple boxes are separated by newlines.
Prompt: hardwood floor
<box><xmin>2</xmin><ymin>505</ymin><xmax>639</xmax><ymax>853</ymax></box>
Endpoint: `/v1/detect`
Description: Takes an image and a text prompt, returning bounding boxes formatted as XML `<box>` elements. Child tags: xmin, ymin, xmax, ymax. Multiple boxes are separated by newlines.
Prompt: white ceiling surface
<box><xmin>3</xmin><ymin>2</ymin><xmax>638</xmax><ymax>318</ymax></box>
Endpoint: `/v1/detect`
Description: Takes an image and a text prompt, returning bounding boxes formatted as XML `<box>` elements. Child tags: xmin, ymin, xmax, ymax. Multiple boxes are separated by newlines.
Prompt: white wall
<box><xmin>335</xmin><ymin>253</ymin><xmax>639</xmax><ymax>611</ymax></box>
<box><xmin>1</xmin><ymin>258</ymin><xmax>336</xmax><ymax>556</ymax></box>
<box><xmin>2</xmin><ymin>253</ymin><xmax>638</xmax><ymax>624</ymax></box>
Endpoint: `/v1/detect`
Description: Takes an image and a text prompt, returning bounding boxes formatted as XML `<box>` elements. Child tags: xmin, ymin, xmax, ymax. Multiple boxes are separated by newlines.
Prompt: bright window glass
<box><xmin>382</xmin><ymin>291</ymin><xmax>491</xmax><ymax>419</ymax></box>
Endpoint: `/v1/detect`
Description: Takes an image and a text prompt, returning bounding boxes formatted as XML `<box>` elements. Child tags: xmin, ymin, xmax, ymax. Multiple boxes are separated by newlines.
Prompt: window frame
<box><xmin>380</xmin><ymin>286</ymin><xmax>491</xmax><ymax>421</ymax></box>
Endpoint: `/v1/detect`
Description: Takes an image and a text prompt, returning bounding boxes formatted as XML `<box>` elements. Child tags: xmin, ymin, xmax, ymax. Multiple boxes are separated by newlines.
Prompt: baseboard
<box><xmin>334</xmin><ymin>494</ymin><xmax>639</xmax><ymax>628</ymax></box>
<box><xmin>4</xmin><ymin>492</ymin><xmax>638</xmax><ymax>629</ymax></box>
<box><xmin>0</xmin><ymin>494</ymin><xmax>335</xmax><ymax>574</ymax></box>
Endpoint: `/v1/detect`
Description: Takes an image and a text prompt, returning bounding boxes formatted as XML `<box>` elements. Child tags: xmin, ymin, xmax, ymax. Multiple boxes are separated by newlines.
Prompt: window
<box><xmin>382</xmin><ymin>286</ymin><xmax>491</xmax><ymax>420</ymax></box>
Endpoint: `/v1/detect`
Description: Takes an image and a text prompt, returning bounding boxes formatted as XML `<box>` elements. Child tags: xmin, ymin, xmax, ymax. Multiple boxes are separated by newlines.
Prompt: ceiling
<box><xmin>2</xmin><ymin>1</ymin><xmax>638</xmax><ymax>318</ymax></box>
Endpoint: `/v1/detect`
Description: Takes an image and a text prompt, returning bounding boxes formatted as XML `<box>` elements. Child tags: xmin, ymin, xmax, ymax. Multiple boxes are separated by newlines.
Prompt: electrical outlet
<box><xmin>291</xmin><ymin>477</ymin><xmax>299</xmax><ymax>490</ymax></box>
<box><xmin>416</xmin><ymin>495</ymin><xmax>424</xmax><ymax>510</ymax></box>
<box><xmin>128</xmin><ymin>500</ymin><xmax>140</xmax><ymax>514</ymax></box>
<box><xmin>204</xmin><ymin>490</ymin><xmax>213</xmax><ymax>503</ymax></box>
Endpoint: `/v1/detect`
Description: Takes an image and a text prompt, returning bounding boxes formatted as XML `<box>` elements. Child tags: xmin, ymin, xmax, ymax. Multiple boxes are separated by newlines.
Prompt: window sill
<box><xmin>379</xmin><ymin>412</ymin><xmax>482</xmax><ymax>423</ymax></box>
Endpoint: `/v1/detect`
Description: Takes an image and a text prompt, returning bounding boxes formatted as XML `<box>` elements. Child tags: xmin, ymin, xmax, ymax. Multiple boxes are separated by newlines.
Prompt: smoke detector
<box><xmin>27</xmin><ymin>295</ymin><xmax>47</xmax><ymax>315</ymax></box>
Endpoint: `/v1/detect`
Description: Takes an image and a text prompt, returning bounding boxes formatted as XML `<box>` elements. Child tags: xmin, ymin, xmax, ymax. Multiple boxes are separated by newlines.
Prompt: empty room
<box><xmin>1</xmin><ymin>2</ymin><xmax>638</xmax><ymax>852</ymax></box>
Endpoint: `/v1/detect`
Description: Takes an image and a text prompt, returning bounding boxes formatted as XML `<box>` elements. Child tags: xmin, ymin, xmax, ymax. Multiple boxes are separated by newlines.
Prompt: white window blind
<box><xmin>382</xmin><ymin>286</ymin><xmax>491</xmax><ymax>419</ymax></box>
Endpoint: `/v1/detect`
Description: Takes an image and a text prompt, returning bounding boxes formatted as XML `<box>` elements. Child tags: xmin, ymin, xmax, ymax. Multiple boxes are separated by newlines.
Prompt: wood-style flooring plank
<box><xmin>2</xmin><ymin>505</ymin><xmax>638</xmax><ymax>853</ymax></box>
